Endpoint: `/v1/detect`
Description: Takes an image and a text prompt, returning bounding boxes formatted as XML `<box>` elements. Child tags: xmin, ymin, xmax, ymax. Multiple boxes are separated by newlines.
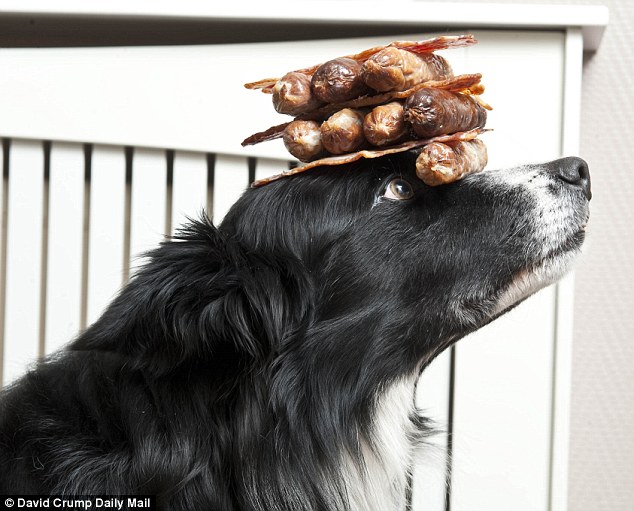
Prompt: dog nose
<box><xmin>544</xmin><ymin>156</ymin><xmax>592</xmax><ymax>200</ymax></box>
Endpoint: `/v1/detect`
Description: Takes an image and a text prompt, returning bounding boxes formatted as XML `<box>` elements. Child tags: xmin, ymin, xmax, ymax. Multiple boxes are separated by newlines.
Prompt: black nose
<box><xmin>544</xmin><ymin>156</ymin><xmax>592</xmax><ymax>200</ymax></box>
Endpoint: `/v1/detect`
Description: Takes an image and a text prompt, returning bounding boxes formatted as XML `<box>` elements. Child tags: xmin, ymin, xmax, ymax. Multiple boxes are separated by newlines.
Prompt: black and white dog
<box><xmin>0</xmin><ymin>152</ymin><xmax>590</xmax><ymax>510</ymax></box>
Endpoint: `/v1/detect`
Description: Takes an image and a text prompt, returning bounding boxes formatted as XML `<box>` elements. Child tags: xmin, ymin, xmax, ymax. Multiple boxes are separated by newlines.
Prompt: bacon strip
<box><xmin>244</xmin><ymin>34</ymin><xmax>477</xmax><ymax>92</ymax></box>
<box><xmin>251</xmin><ymin>128</ymin><xmax>489</xmax><ymax>187</ymax></box>
<box><xmin>241</xmin><ymin>121</ymin><xmax>291</xmax><ymax>147</ymax></box>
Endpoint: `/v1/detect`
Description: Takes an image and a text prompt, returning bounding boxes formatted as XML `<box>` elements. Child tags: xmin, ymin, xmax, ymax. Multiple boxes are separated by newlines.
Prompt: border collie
<box><xmin>0</xmin><ymin>152</ymin><xmax>590</xmax><ymax>510</ymax></box>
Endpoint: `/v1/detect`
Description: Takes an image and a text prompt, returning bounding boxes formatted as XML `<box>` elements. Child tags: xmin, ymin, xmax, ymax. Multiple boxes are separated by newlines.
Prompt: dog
<box><xmin>0</xmin><ymin>152</ymin><xmax>590</xmax><ymax>510</ymax></box>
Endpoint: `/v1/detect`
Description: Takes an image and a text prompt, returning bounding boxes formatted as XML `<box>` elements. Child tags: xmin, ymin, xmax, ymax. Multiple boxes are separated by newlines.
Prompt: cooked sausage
<box><xmin>415</xmin><ymin>138</ymin><xmax>488</xmax><ymax>186</ymax></box>
<box><xmin>311</xmin><ymin>58</ymin><xmax>369</xmax><ymax>104</ymax></box>
<box><xmin>272</xmin><ymin>72</ymin><xmax>322</xmax><ymax>116</ymax></box>
<box><xmin>320</xmin><ymin>108</ymin><xmax>366</xmax><ymax>154</ymax></box>
<box><xmin>283</xmin><ymin>120</ymin><xmax>325</xmax><ymax>162</ymax></box>
<box><xmin>405</xmin><ymin>88</ymin><xmax>487</xmax><ymax>138</ymax></box>
<box><xmin>363</xmin><ymin>102</ymin><xmax>408</xmax><ymax>146</ymax></box>
<box><xmin>361</xmin><ymin>48</ymin><xmax>453</xmax><ymax>92</ymax></box>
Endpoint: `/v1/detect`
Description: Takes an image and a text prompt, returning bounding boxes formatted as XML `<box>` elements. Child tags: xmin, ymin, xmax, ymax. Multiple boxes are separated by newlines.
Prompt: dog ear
<box><xmin>71</xmin><ymin>216</ymin><xmax>313</xmax><ymax>374</ymax></box>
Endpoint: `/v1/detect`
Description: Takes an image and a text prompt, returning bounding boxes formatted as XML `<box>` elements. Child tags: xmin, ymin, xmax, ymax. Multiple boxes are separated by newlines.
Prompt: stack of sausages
<box><xmin>242</xmin><ymin>34</ymin><xmax>491</xmax><ymax>187</ymax></box>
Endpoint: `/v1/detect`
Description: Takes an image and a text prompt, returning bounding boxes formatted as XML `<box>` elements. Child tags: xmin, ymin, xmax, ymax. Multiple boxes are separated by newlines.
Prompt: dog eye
<box><xmin>383</xmin><ymin>178</ymin><xmax>414</xmax><ymax>200</ymax></box>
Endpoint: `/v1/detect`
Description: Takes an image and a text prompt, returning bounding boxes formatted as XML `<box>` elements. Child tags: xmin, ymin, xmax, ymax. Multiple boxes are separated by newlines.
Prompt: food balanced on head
<box><xmin>242</xmin><ymin>34</ymin><xmax>491</xmax><ymax>187</ymax></box>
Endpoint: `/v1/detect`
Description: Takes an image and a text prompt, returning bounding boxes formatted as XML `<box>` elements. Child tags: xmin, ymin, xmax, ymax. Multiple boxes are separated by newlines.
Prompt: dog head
<box><xmin>81</xmin><ymin>151</ymin><xmax>589</xmax><ymax>380</ymax></box>
<box><xmin>224</xmin><ymin>152</ymin><xmax>590</xmax><ymax>364</ymax></box>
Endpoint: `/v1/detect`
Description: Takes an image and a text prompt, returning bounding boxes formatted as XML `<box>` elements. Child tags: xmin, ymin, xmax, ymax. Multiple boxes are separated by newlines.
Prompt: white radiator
<box><xmin>0</xmin><ymin>3</ymin><xmax>608</xmax><ymax>508</ymax></box>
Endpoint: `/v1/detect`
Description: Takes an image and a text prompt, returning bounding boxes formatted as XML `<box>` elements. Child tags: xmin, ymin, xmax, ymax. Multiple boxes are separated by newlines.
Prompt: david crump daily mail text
<box><xmin>2</xmin><ymin>497</ymin><xmax>154</xmax><ymax>510</ymax></box>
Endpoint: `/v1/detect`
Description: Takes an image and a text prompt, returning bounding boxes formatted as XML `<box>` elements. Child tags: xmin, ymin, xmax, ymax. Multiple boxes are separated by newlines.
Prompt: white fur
<box><xmin>341</xmin><ymin>374</ymin><xmax>420</xmax><ymax>511</ymax></box>
<box><xmin>491</xmin><ymin>250</ymin><xmax>577</xmax><ymax>316</ymax></box>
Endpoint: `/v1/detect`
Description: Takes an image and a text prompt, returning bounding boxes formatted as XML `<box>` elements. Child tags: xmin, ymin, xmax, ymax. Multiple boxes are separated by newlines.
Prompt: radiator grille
<box><xmin>0</xmin><ymin>138</ymin><xmax>291</xmax><ymax>383</ymax></box>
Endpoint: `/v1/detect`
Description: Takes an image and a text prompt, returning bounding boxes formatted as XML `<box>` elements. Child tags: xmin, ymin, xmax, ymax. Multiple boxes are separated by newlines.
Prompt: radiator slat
<box><xmin>2</xmin><ymin>140</ymin><xmax>44</xmax><ymax>385</ymax></box>
<box><xmin>44</xmin><ymin>142</ymin><xmax>85</xmax><ymax>354</ymax></box>
<box><xmin>129</xmin><ymin>148</ymin><xmax>167</xmax><ymax>272</ymax></box>
<box><xmin>412</xmin><ymin>349</ymin><xmax>452</xmax><ymax>510</ymax></box>
<box><xmin>86</xmin><ymin>145</ymin><xmax>127</xmax><ymax>326</ymax></box>
<box><xmin>172</xmin><ymin>151</ymin><xmax>208</xmax><ymax>234</ymax></box>
<box><xmin>212</xmin><ymin>154</ymin><xmax>249</xmax><ymax>225</ymax></box>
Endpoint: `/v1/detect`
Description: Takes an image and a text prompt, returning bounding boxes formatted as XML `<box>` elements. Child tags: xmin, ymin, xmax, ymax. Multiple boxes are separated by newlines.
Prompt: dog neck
<box><xmin>339</xmin><ymin>372</ymin><xmax>422</xmax><ymax>511</ymax></box>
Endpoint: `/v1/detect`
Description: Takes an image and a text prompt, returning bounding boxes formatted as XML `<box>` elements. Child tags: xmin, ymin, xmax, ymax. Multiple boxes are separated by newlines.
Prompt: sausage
<box><xmin>320</xmin><ymin>108</ymin><xmax>366</xmax><ymax>155</ymax></box>
<box><xmin>363</xmin><ymin>102</ymin><xmax>408</xmax><ymax>147</ymax></box>
<box><xmin>405</xmin><ymin>88</ymin><xmax>487</xmax><ymax>138</ymax></box>
<box><xmin>311</xmin><ymin>58</ymin><xmax>369</xmax><ymax>104</ymax></box>
<box><xmin>415</xmin><ymin>138</ymin><xmax>488</xmax><ymax>186</ymax></box>
<box><xmin>361</xmin><ymin>48</ymin><xmax>453</xmax><ymax>92</ymax></box>
<box><xmin>272</xmin><ymin>72</ymin><xmax>322</xmax><ymax>116</ymax></box>
<box><xmin>283</xmin><ymin>120</ymin><xmax>325</xmax><ymax>162</ymax></box>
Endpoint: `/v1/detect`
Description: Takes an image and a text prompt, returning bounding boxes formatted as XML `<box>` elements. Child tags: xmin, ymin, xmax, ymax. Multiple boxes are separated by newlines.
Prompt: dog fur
<box><xmin>0</xmin><ymin>152</ymin><xmax>590</xmax><ymax>510</ymax></box>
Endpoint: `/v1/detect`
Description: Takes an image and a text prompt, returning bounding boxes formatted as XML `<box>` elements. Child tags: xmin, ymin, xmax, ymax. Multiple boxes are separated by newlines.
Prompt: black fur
<box><xmin>0</xmin><ymin>152</ymin><xmax>590</xmax><ymax>510</ymax></box>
